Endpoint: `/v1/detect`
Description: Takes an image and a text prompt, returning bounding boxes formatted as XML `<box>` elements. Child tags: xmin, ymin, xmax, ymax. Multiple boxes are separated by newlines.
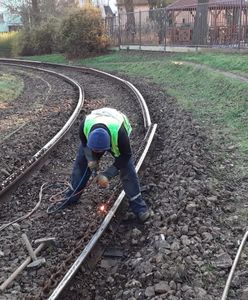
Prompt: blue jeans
<box><xmin>120</xmin><ymin>158</ymin><xmax>148</xmax><ymax>215</ymax></box>
<box><xmin>65</xmin><ymin>144</ymin><xmax>92</xmax><ymax>203</ymax></box>
<box><xmin>66</xmin><ymin>144</ymin><xmax>148</xmax><ymax>216</ymax></box>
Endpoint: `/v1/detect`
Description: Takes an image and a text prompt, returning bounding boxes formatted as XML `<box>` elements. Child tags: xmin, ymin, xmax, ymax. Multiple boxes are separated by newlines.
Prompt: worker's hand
<box><xmin>96</xmin><ymin>166</ymin><xmax>118</xmax><ymax>188</ymax></box>
<box><xmin>97</xmin><ymin>174</ymin><xmax>109</xmax><ymax>188</ymax></box>
<box><xmin>83</xmin><ymin>147</ymin><xmax>94</xmax><ymax>161</ymax></box>
<box><xmin>88</xmin><ymin>160</ymin><xmax>99</xmax><ymax>172</ymax></box>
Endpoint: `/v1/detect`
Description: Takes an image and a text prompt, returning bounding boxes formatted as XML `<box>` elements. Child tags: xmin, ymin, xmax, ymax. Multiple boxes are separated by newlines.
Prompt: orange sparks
<box><xmin>98</xmin><ymin>204</ymin><xmax>107</xmax><ymax>214</ymax></box>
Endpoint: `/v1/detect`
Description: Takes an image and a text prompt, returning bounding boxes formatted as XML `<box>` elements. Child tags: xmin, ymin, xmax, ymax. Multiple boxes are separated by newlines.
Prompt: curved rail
<box><xmin>0</xmin><ymin>58</ymin><xmax>151</xmax><ymax>128</ymax></box>
<box><xmin>221</xmin><ymin>230</ymin><xmax>248</xmax><ymax>300</ymax></box>
<box><xmin>0</xmin><ymin>58</ymin><xmax>157</xmax><ymax>299</ymax></box>
<box><xmin>49</xmin><ymin>124</ymin><xmax>157</xmax><ymax>300</ymax></box>
<box><xmin>0</xmin><ymin>63</ymin><xmax>84</xmax><ymax>198</ymax></box>
<box><xmin>83</xmin><ymin>68</ymin><xmax>151</xmax><ymax>128</ymax></box>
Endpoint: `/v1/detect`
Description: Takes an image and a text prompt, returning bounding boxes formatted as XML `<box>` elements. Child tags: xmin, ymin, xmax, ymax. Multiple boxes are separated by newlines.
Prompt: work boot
<box><xmin>123</xmin><ymin>211</ymin><xmax>136</xmax><ymax>221</ymax></box>
<box><xmin>138</xmin><ymin>210</ymin><xmax>150</xmax><ymax>222</ymax></box>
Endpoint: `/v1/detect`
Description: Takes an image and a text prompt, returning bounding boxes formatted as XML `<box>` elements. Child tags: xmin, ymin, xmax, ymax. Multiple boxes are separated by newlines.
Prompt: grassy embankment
<box><xmin>0</xmin><ymin>73</ymin><xmax>24</xmax><ymax>140</ymax></box>
<box><xmin>0</xmin><ymin>73</ymin><xmax>24</xmax><ymax>103</ymax></box>
<box><xmin>25</xmin><ymin>51</ymin><xmax>248</xmax><ymax>176</ymax></box>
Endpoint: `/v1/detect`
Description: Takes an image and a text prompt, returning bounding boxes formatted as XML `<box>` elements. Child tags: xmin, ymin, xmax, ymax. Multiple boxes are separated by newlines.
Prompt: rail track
<box><xmin>0</xmin><ymin>59</ymin><xmax>157</xmax><ymax>299</ymax></box>
<box><xmin>0</xmin><ymin>63</ymin><xmax>83</xmax><ymax>195</ymax></box>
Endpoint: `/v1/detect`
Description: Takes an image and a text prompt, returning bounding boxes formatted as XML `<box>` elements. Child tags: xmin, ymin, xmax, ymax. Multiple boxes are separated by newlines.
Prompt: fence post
<box><xmin>139</xmin><ymin>11</ymin><xmax>141</xmax><ymax>50</ymax></box>
<box><xmin>118</xmin><ymin>13</ymin><xmax>121</xmax><ymax>50</ymax></box>
<box><xmin>164</xmin><ymin>8</ymin><xmax>167</xmax><ymax>52</ymax></box>
<box><xmin>238</xmin><ymin>0</ymin><xmax>243</xmax><ymax>49</ymax></box>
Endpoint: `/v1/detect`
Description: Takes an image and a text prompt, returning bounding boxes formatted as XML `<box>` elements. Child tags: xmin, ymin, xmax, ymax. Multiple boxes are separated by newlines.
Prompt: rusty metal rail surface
<box><xmin>0</xmin><ymin>58</ymin><xmax>151</xmax><ymax>127</ymax></box>
<box><xmin>0</xmin><ymin>58</ymin><xmax>157</xmax><ymax>299</ymax></box>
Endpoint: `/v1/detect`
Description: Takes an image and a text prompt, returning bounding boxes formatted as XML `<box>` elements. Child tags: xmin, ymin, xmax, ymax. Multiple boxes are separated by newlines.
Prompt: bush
<box><xmin>12</xmin><ymin>18</ymin><xmax>61</xmax><ymax>56</ymax></box>
<box><xmin>11</xmin><ymin>5</ymin><xmax>109</xmax><ymax>58</ymax></box>
<box><xmin>0</xmin><ymin>32</ymin><xmax>18</xmax><ymax>57</ymax></box>
<box><xmin>59</xmin><ymin>4</ymin><xmax>110</xmax><ymax>58</ymax></box>
<box><xmin>12</xmin><ymin>29</ymin><xmax>35</xmax><ymax>56</ymax></box>
<box><xmin>32</xmin><ymin>18</ymin><xmax>60</xmax><ymax>54</ymax></box>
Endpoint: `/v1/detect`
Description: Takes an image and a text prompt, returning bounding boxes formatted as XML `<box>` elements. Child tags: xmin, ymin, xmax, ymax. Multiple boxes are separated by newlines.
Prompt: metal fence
<box><xmin>104</xmin><ymin>0</ymin><xmax>248</xmax><ymax>49</ymax></box>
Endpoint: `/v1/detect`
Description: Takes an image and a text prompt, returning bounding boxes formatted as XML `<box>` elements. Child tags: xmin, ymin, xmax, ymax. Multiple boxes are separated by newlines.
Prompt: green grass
<box><xmin>0</xmin><ymin>73</ymin><xmax>24</xmax><ymax>102</ymax></box>
<box><xmin>24</xmin><ymin>53</ymin><xmax>69</xmax><ymax>64</ymax></box>
<box><xmin>172</xmin><ymin>52</ymin><xmax>248</xmax><ymax>74</ymax></box>
<box><xmin>23</xmin><ymin>51</ymin><xmax>248</xmax><ymax>73</ymax></box>
<box><xmin>22</xmin><ymin>50</ymin><xmax>248</xmax><ymax>173</ymax></box>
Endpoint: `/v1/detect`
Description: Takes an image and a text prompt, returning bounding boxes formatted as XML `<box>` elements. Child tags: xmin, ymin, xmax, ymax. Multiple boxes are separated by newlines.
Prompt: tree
<box><xmin>148</xmin><ymin>0</ymin><xmax>168</xmax><ymax>44</ymax></box>
<box><xmin>123</xmin><ymin>0</ymin><xmax>135</xmax><ymax>42</ymax></box>
<box><xmin>56</xmin><ymin>0</ymin><xmax>78</xmax><ymax>11</ymax></box>
<box><xmin>192</xmin><ymin>0</ymin><xmax>209</xmax><ymax>45</ymax></box>
<box><xmin>148</xmin><ymin>0</ymin><xmax>167</xmax><ymax>9</ymax></box>
<box><xmin>31</xmin><ymin>0</ymin><xmax>40</xmax><ymax>25</ymax></box>
<box><xmin>39</xmin><ymin>0</ymin><xmax>57</xmax><ymax>21</ymax></box>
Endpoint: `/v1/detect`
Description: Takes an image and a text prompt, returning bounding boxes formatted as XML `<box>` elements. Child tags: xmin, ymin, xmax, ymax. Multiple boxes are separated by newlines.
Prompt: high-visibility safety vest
<box><xmin>84</xmin><ymin>107</ymin><xmax>132</xmax><ymax>157</ymax></box>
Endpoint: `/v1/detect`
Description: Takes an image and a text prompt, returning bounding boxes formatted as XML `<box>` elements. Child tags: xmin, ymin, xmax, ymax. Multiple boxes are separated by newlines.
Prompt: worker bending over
<box><xmin>65</xmin><ymin>107</ymin><xmax>150</xmax><ymax>222</ymax></box>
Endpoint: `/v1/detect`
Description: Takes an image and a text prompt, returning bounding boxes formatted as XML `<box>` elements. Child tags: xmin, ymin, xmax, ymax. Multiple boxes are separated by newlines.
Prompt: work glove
<box><xmin>97</xmin><ymin>165</ymin><xmax>119</xmax><ymax>188</ymax></box>
<box><xmin>88</xmin><ymin>160</ymin><xmax>99</xmax><ymax>177</ymax></box>
<box><xmin>84</xmin><ymin>147</ymin><xmax>99</xmax><ymax>173</ymax></box>
<box><xmin>88</xmin><ymin>160</ymin><xmax>99</xmax><ymax>171</ymax></box>
<box><xmin>97</xmin><ymin>174</ymin><xmax>109</xmax><ymax>188</ymax></box>
<box><xmin>83</xmin><ymin>147</ymin><xmax>94</xmax><ymax>162</ymax></box>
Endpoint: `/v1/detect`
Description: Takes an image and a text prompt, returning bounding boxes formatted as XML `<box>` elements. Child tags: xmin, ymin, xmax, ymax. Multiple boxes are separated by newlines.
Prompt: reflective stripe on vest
<box><xmin>84</xmin><ymin>108</ymin><xmax>132</xmax><ymax>157</ymax></box>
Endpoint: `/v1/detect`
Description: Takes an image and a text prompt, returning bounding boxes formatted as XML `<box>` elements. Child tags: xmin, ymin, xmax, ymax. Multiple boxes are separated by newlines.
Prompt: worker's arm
<box><xmin>97</xmin><ymin>125</ymin><xmax>132</xmax><ymax>187</ymax></box>
<box><xmin>113</xmin><ymin>125</ymin><xmax>132</xmax><ymax>169</ymax></box>
<box><xmin>79</xmin><ymin>120</ymin><xmax>101</xmax><ymax>171</ymax></box>
<box><xmin>102</xmin><ymin>125</ymin><xmax>132</xmax><ymax>181</ymax></box>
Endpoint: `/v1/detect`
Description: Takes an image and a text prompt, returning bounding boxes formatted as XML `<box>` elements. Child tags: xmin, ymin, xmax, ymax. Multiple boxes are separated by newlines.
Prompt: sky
<box><xmin>107</xmin><ymin>0</ymin><xmax>117</xmax><ymax>12</ymax></box>
<box><xmin>93</xmin><ymin>0</ymin><xmax>117</xmax><ymax>13</ymax></box>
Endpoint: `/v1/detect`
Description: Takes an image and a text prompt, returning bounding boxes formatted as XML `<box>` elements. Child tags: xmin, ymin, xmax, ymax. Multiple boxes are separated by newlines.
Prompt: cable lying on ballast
<box><xmin>46</xmin><ymin>167</ymin><xmax>98</xmax><ymax>214</ymax></box>
<box><xmin>0</xmin><ymin>183</ymin><xmax>47</xmax><ymax>232</ymax></box>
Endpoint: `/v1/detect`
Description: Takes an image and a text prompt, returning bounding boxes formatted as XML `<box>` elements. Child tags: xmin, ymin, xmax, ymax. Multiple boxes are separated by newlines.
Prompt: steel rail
<box><xmin>80</xmin><ymin>67</ymin><xmax>151</xmax><ymax>128</ymax></box>
<box><xmin>48</xmin><ymin>124</ymin><xmax>157</xmax><ymax>300</ymax></box>
<box><xmin>0</xmin><ymin>59</ymin><xmax>151</xmax><ymax>128</ymax></box>
<box><xmin>0</xmin><ymin>63</ymin><xmax>84</xmax><ymax>198</ymax></box>
<box><xmin>0</xmin><ymin>59</ymin><xmax>157</xmax><ymax>299</ymax></box>
<box><xmin>221</xmin><ymin>230</ymin><xmax>248</xmax><ymax>300</ymax></box>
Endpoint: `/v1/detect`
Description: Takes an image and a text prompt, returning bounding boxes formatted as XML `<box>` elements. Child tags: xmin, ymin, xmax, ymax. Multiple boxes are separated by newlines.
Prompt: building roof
<box><xmin>0</xmin><ymin>11</ymin><xmax>22</xmax><ymax>32</ymax></box>
<box><xmin>5</xmin><ymin>13</ymin><xmax>22</xmax><ymax>25</ymax></box>
<box><xmin>166</xmin><ymin>0</ymin><xmax>247</xmax><ymax>10</ymax></box>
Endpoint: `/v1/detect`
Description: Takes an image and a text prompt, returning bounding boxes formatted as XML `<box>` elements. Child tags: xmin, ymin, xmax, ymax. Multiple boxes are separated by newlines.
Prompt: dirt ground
<box><xmin>1</xmin><ymin>63</ymin><xmax>248</xmax><ymax>300</ymax></box>
<box><xmin>61</xmin><ymin>74</ymin><xmax>248</xmax><ymax>300</ymax></box>
<box><xmin>0</xmin><ymin>65</ymin><xmax>146</xmax><ymax>299</ymax></box>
